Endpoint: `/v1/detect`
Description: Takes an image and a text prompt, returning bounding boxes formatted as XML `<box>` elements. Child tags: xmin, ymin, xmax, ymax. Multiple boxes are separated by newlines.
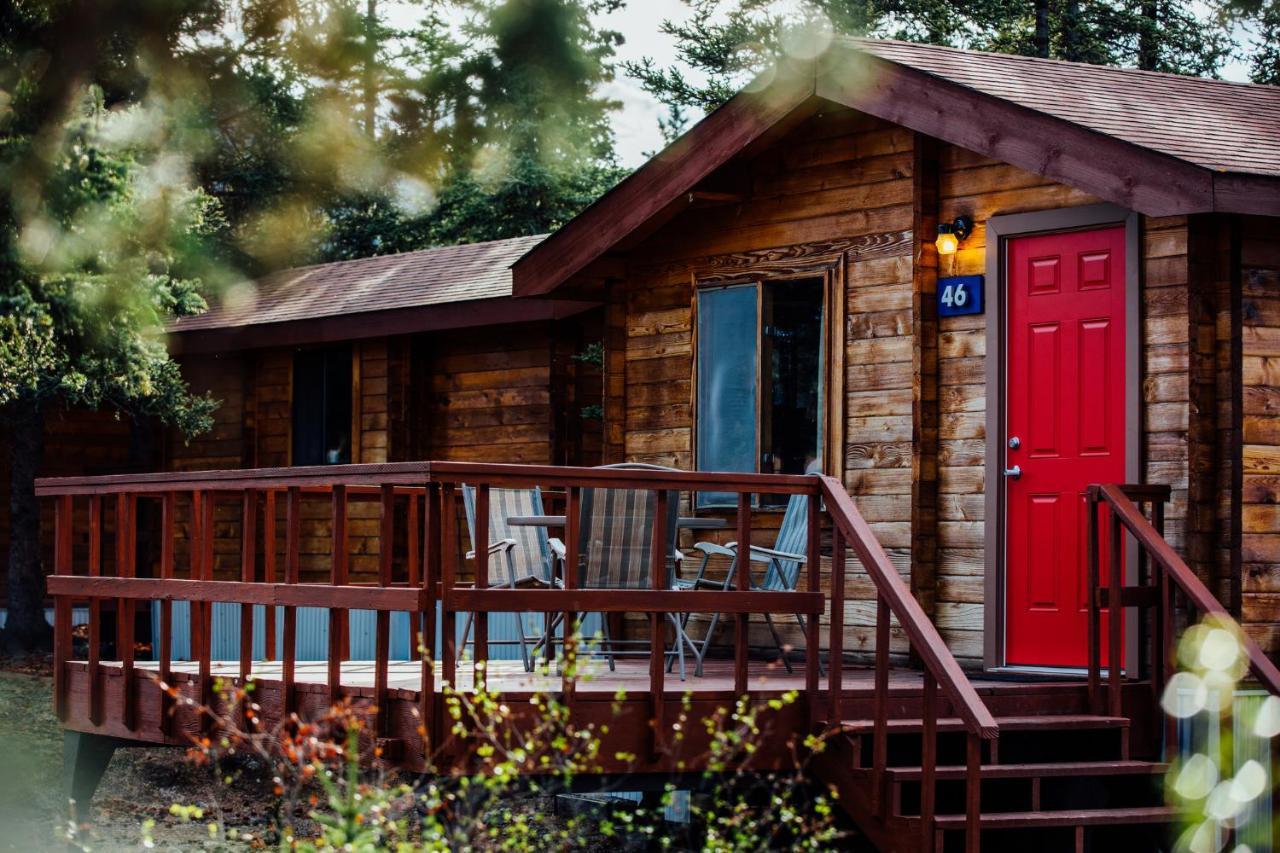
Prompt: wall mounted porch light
<box><xmin>935</xmin><ymin>215</ymin><xmax>973</xmax><ymax>256</ymax></box>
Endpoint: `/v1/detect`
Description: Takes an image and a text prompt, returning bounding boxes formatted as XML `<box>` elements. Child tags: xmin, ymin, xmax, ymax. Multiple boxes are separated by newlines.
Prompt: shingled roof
<box><xmin>173</xmin><ymin>233</ymin><xmax>546</xmax><ymax>333</ymax></box>
<box><xmin>513</xmin><ymin>38</ymin><xmax>1280</xmax><ymax>297</ymax></box>
<box><xmin>854</xmin><ymin>38</ymin><xmax>1280</xmax><ymax>177</ymax></box>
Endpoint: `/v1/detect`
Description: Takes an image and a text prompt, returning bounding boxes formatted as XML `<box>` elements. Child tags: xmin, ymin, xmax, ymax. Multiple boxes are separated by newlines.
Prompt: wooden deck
<box><xmin>41</xmin><ymin>461</ymin><xmax>1247</xmax><ymax>849</ymax></box>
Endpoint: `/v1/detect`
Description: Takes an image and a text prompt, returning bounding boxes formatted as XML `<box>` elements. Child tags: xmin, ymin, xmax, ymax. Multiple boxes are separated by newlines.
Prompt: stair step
<box><xmin>932</xmin><ymin>806</ymin><xmax>1184</xmax><ymax>831</ymax></box>
<box><xmin>884</xmin><ymin>760</ymin><xmax>1166</xmax><ymax>782</ymax></box>
<box><xmin>838</xmin><ymin>715</ymin><xmax>1129</xmax><ymax>735</ymax></box>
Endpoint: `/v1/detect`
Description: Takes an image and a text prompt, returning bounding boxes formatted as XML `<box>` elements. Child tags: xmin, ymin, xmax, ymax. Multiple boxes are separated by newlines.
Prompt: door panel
<box><xmin>1005</xmin><ymin>225</ymin><xmax>1127</xmax><ymax>668</ymax></box>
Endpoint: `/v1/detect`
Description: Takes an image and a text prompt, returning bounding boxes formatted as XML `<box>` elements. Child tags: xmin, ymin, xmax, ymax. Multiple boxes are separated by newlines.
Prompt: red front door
<box><xmin>1004</xmin><ymin>225</ymin><xmax>1127</xmax><ymax>668</ymax></box>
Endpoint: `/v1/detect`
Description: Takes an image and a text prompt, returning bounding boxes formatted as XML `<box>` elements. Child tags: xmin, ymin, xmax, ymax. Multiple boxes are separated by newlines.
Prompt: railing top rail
<box><xmin>35</xmin><ymin>461</ymin><xmax>823</xmax><ymax>497</ymax></box>
<box><xmin>1093</xmin><ymin>482</ymin><xmax>1280</xmax><ymax>698</ymax></box>
<box><xmin>818</xmin><ymin>476</ymin><xmax>999</xmax><ymax>739</ymax></box>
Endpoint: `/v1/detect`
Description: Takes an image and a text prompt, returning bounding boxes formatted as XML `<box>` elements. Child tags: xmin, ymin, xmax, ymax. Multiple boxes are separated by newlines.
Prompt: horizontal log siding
<box><xmin>931</xmin><ymin>145</ymin><xmax>1104</xmax><ymax>662</ymax></box>
<box><xmin>421</xmin><ymin>324</ymin><xmax>556</xmax><ymax>465</ymax></box>
<box><xmin>615</xmin><ymin>107</ymin><xmax>916</xmax><ymax>657</ymax></box>
<box><xmin>1240</xmin><ymin>217</ymin><xmax>1280</xmax><ymax>652</ymax></box>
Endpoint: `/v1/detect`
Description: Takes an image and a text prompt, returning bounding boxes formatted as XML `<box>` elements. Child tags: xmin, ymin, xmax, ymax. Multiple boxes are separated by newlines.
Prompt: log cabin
<box><xmin>30</xmin><ymin>39</ymin><xmax>1280</xmax><ymax>850</ymax></box>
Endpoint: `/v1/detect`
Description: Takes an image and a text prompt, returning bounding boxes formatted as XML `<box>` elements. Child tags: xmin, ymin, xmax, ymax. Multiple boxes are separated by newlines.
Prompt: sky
<box><xmin>393</xmin><ymin>0</ymin><xmax>1259</xmax><ymax>169</ymax></box>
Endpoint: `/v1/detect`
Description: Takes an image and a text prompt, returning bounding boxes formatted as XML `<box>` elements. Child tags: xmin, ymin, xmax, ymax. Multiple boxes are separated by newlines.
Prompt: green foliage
<box><xmin>167</xmin><ymin>655</ymin><xmax>844</xmax><ymax>851</ymax></box>
<box><xmin>0</xmin><ymin>113</ymin><xmax>219</xmax><ymax>435</ymax></box>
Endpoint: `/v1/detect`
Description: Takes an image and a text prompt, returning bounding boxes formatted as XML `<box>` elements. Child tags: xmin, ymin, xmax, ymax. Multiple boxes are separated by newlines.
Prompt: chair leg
<box><xmin>692</xmin><ymin>611</ymin><xmax>724</xmax><ymax>678</ymax></box>
<box><xmin>458</xmin><ymin>610</ymin><xmax>474</xmax><ymax>664</ymax></box>
<box><xmin>516</xmin><ymin>611</ymin><xmax>533</xmax><ymax>673</ymax></box>
<box><xmin>599</xmin><ymin>614</ymin><xmax>616</xmax><ymax>671</ymax></box>
<box><xmin>667</xmin><ymin>613</ymin><xmax>687</xmax><ymax>681</ymax></box>
<box><xmin>763</xmin><ymin>612</ymin><xmax>793</xmax><ymax>674</ymax></box>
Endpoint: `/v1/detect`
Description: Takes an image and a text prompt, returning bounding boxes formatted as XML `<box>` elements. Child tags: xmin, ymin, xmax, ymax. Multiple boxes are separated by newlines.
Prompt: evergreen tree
<box><xmin>0</xmin><ymin>1</ymin><xmax>225</xmax><ymax>652</ymax></box>
<box><xmin>626</xmin><ymin>0</ymin><xmax>1237</xmax><ymax>117</ymax></box>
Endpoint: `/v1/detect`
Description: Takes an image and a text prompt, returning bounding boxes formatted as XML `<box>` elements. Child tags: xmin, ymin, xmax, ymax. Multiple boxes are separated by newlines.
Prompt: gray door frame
<box><xmin>982</xmin><ymin>203</ymin><xmax>1142</xmax><ymax>672</ymax></box>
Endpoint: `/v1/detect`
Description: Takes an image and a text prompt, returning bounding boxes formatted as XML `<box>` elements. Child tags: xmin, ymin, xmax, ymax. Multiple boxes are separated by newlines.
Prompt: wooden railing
<box><xmin>39</xmin><ymin>461</ymin><xmax>995</xmax><ymax>843</ymax></box>
<box><xmin>1088</xmin><ymin>484</ymin><xmax>1280</xmax><ymax>739</ymax></box>
<box><xmin>820</xmin><ymin>477</ymin><xmax>997</xmax><ymax>851</ymax></box>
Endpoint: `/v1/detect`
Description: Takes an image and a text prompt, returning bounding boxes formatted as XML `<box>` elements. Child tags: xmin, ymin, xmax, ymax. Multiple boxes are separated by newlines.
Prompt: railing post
<box><xmin>1087</xmin><ymin>487</ymin><xmax>1101</xmax><ymax>714</ymax></box>
<box><xmin>649</xmin><ymin>488</ymin><xmax>669</xmax><ymax>760</ymax></box>
<box><xmin>263</xmin><ymin>489</ymin><xmax>277</xmax><ymax>662</ymax></box>
<box><xmin>116</xmin><ymin>492</ymin><xmax>137</xmax><ymax>732</ymax></box>
<box><xmin>561</xmin><ymin>486</ymin><xmax>580</xmax><ymax>703</ymax></box>
<box><xmin>965</xmin><ymin>732</ymin><xmax>981</xmax><ymax>852</ymax></box>
<box><xmin>53</xmin><ymin>494</ymin><xmax>73</xmax><ymax>724</ymax></box>
<box><xmin>872</xmin><ymin>594</ymin><xmax>889</xmax><ymax>816</ymax></box>
<box><xmin>239</xmin><ymin>490</ymin><xmax>257</xmax><ymax>696</ymax></box>
<box><xmin>421</xmin><ymin>481</ymin><xmax>441</xmax><ymax>758</ymax></box>
<box><xmin>87</xmin><ymin>493</ymin><xmax>103</xmax><ymax>726</ymax></box>
<box><xmin>921</xmin><ymin>673</ymin><xmax>938</xmax><ymax>853</ymax></box>
<box><xmin>328</xmin><ymin>484</ymin><xmax>348</xmax><ymax>708</ymax></box>
<box><xmin>474</xmin><ymin>485</ymin><xmax>489</xmax><ymax>687</ymax></box>
<box><xmin>159</xmin><ymin>492</ymin><xmax>175</xmax><ymax>736</ymax></box>
<box><xmin>1108</xmin><ymin>499</ymin><xmax>1124</xmax><ymax>718</ymax></box>
<box><xmin>407</xmin><ymin>491</ymin><xmax>421</xmax><ymax>663</ymax></box>
<box><xmin>440</xmin><ymin>483</ymin><xmax>458</xmax><ymax>701</ymax></box>
<box><xmin>283</xmin><ymin>487</ymin><xmax>301</xmax><ymax>717</ymax></box>
<box><xmin>196</xmin><ymin>491</ymin><xmax>215</xmax><ymax>725</ymax></box>
<box><xmin>734</xmin><ymin>492</ymin><xmax>751</xmax><ymax>695</ymax></box>
<box><xmin>828</xmin><ymin>528</ymin><xmax>845</xmax><ymax>727</ymax></box>
<box><xmin>805</xmin><ymin>491</ymin><xmax>821</xmax><ymax>727</ymax></box>
<box><xmin>375</xmin><ymin>484</ymin><xmax>394</xmax><ymax>741</ymax></box>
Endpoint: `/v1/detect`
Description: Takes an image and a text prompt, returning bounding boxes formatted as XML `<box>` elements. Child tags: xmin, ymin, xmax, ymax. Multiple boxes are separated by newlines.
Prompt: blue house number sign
<box><xmin>938</xmin><ymin>275</ymin><xmax>984</xmax><ymax>317</ymax></box>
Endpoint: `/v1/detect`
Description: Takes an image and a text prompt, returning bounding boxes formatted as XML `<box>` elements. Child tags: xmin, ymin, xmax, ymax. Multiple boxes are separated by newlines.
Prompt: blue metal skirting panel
<box><xmin>148</xmin><ymin>603</ymin><xmax>552</xmax><ymax>662</ymax></box>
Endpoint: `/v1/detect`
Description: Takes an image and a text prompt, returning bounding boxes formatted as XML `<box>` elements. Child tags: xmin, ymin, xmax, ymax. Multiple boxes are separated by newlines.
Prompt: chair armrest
<box><xmin>465</xmin><ymin>538</ymin><xmax>517</xmax><ymax>560</ymax></box>
<box><xmin>745</xmin><ymin>545</ymin><xmax>806</xmax><ymax>563</ymax></box>
<box><xmin>547</xmin><ymin>537</ymin><xmax>566</xmax><ymax>559</ymax></box>
<box><xmin>693</xmin><ymin>541</ymin><xmax>736</xmax><ymax>558</ymax></box>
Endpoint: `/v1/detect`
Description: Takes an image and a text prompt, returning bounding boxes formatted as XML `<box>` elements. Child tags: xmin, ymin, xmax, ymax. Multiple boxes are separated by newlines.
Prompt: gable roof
<box><xmin>170</xmin><ymin>234</ymin><xmax>597</xmax><ymax>354</ymax></box>
<box><xmin>855</xmin><ymin>38</ymin><xmax>1280</xmax><ymax>178</ymax></box>
<box><xmin>513</xmin><ymin>39</ymin><xmax>1280</xmax><ymax>297</ymax></box>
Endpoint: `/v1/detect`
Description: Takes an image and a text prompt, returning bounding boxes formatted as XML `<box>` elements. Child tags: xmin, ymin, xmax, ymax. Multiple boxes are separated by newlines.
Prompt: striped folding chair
<box><xmin>675</xmin><ymin>487</ymin><xmax>822</xmax><ymax>677</ymax></box>
<box><xmin>460</xmin><ymin>485</ymin><xmax>562</xmax><ymax>672</ymax></box>
<box><xmin>567</xmin><ymin>464</ymin><xmax>697</xmax><ymax>679</ymax></box>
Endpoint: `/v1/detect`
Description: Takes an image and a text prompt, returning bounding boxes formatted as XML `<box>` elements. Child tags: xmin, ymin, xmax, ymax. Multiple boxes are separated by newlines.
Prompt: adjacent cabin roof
<box><xmin>513</xmin><ymin>38</ymin><xmax>1280</xmax><ymax>297</ymax></box>
<box><xmin>170</xmin><ymin>234</ymin><xmax>597</xmax><ymax>353</ymax></box>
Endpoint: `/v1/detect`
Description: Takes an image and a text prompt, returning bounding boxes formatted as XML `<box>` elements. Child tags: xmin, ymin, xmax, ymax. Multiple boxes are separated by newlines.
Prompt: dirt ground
<box><xmin>0</xmin><ymin>657</ymin><xmax>285</xmax><ymax>851</ymax></box>
<box><xmin>0</xmin><ymin>658</ymin><xmax>662</xmax><ymax>851</ymax></box>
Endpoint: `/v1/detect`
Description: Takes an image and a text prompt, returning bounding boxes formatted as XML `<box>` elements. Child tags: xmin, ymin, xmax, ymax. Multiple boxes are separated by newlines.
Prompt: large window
<box><xmin>696</xmin><ymin>277</ymin><xmax>825</xmax><ymax>507</ymax></box>
<box><xmin>292</xmin><ymin>346</ymin><xmax>353</xmax><ymax>466</ymax></box>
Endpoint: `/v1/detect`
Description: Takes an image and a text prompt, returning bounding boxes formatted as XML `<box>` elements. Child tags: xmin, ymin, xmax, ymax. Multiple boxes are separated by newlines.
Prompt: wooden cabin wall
<box><xmin>614</xmin><ymin>106</ymin><xmax>916</xmax><ymax>654</ymax></box>
<box><xmin>1239</xmin><ymin>216</ymin><xmax>1280</xmax><ymax>652</ymax></box>
<box><xmin>419</xmin><ymin>323</ymin><xmax>558</xmax><ymax>465</ymax></box>
<box><xmin>607</xmin><ymin>104</ymin><xmax>1237</xmax><ymax>666</ymax></box>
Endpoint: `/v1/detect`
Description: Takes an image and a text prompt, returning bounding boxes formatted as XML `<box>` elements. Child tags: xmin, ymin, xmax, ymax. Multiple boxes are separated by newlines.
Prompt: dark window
<box><xmin>292</xmin><ymin>346</ymin><xmax>352</xmax><ymax>466</ymax></box>
<box><xmin>696</xmin><ymin>277</ymin><xmax>825</xmax><ymax>507</ymax></box>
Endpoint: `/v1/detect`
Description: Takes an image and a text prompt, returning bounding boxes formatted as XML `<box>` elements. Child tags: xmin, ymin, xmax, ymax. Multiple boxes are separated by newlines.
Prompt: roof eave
<box><xmin>168</xmin><ymin>296</ymin><xmax>601</xmax><ymax>355</ymax></box>
<box><xmin>511</xmin><ymin>60</ymin><xmax>820</xmax><ymax>298</ymax></box>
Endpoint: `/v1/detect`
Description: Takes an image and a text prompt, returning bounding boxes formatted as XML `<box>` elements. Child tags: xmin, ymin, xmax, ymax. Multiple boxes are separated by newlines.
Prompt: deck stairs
<box><xmin>812</xmin><ymin>697</ymin><xmax>1182</xmax><ymax>852</ymax></box>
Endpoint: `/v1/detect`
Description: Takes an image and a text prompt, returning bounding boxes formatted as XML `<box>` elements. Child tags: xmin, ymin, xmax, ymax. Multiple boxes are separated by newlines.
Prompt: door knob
<box><xmin>1004</xmin><ymin>465</ymin><xmax>1022</xmax><ymax>479</ymax></box>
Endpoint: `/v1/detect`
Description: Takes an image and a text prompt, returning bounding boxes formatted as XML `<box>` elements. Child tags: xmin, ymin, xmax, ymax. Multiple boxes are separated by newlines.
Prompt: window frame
<box><xmin>691</xmin><ymin>263</ymin><xmax>842</xmax><ymax>507</ymax></box>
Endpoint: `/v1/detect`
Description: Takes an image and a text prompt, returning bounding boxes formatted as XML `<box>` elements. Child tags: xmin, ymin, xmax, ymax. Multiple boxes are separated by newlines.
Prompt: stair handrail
<box><xmin>1091</xmin><ymin>483</ymin><xmax>1280</xmax><ymax>704</ymax></box>
<box><xmin>819</xmin><ymin>475</ymin><xmax>999</xmax><ymax>739</ymax></box>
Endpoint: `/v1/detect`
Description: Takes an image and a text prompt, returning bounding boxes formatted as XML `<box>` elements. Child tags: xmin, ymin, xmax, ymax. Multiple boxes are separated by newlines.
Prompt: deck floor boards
<box><xmin>103</xmin><ymin>657</ymin><xmax>1071</xmax><ymax>696</ymax></box>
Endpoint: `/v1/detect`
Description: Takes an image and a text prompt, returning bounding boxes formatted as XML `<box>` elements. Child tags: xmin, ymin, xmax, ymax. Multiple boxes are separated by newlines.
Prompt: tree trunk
<box><xmin>4</xmin><ymin>399</ymin><xmax>51</xmax><ymax>654</ymax></box>
<box><xmin>1034</xmin><ymin>0</ymin><xmax>1051</xmax><ymax>58</ymax></box>
<box><xmin>364</xmin><ymin>0</ymin><xmax>378</xmax><ymax>137</ymax></box>
<box><xmin>1138</xmin><ymin>0</ymin><xmax>1159</xmax><ymax>70</ymax></box>
<box><xmin>1061</xmin><ymin>0</ymin><xmax>1083</xmax><ymax>62</ymax></box>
